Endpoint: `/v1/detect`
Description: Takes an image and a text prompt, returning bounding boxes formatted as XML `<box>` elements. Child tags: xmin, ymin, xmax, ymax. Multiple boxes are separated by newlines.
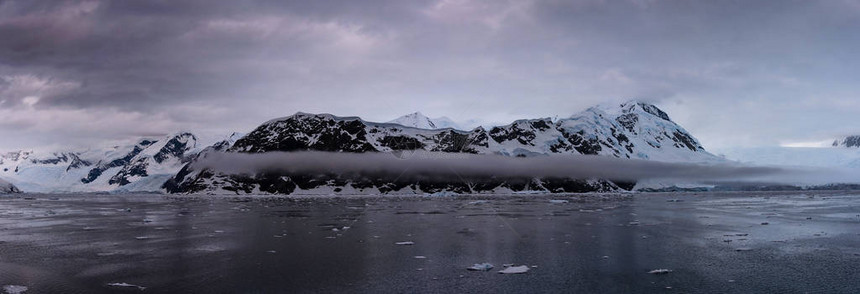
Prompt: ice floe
<box><xmin>107</xmin><ymin>282</ymin><xmax>146</xmax><ymax>291</ymax></box>
<box><xmin>467</xmin><ymin>263</ymin><xmax>494</xmax><ymax>271</ymax></box>
<box><xmin>2</xmin><ymin>285</ymin><xmax>28</xmax><ymax>294</ymax></box>
<box><xmin>498</xmin><ymin>265</ymin><xmax>530</xmax><ymax>274</ymax></box>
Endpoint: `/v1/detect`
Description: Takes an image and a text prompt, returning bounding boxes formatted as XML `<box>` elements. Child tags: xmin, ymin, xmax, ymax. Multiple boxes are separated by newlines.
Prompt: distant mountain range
<box><xmin>165</xmin><ymin>101</ymin><xmax>722</xmax><ymax>195</ymax></box>
<box><xmin>0</xmin><ymin>101</ymin><xmax>729</xmax><ymax>194</ymax></box>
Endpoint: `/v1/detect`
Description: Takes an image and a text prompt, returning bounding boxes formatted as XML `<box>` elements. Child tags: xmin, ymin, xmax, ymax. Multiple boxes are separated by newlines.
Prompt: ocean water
<box><xmin>0</xmin><ymin>191</ymin><xmax>858</xmax><ymax>293</ymax></box>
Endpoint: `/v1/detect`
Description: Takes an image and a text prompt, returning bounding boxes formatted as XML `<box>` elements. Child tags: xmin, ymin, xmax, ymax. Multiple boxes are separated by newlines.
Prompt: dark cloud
<box><xmin>0</xmin><ymin>0</ymin><xmax>859</xmax><ymax>150</ymax></box>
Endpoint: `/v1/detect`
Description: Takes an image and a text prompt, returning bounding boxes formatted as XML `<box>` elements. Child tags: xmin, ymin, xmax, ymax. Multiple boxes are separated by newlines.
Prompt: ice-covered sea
<box><xmin>0</xmin><ymin>191</ymin><xmax>858</xmax><ymax>293</ymax></box>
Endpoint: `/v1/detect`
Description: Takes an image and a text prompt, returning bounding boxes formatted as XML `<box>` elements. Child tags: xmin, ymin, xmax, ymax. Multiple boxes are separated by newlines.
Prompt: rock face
<box><xmin>0</xmin><ymin>178</ymin><xmax>21</xmax><ymax>194</ymax></box>
<box><xmin>166</xmin><ymin>101</ymin><xmax>721</xmax><ymax>195</ymax></box>
<box><xmin>833</xmin><ymin>135</ymin><xmax>860</xmax><ymax>148</ymax></box>
<box><xmin>0</xmin><ymin>132</ymin><xmax>203</xmax><ymax>193</ymax></box>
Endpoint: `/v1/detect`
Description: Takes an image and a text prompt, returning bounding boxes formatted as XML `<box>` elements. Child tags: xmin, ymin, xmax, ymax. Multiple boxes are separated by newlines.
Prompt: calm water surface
<box><xmin>0</xmin><ymin>191</ymin><xmax>858</xmax><ymax>293</ymax></box>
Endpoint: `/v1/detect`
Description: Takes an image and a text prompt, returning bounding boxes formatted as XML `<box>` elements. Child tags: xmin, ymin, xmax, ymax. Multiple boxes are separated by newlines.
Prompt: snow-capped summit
<box><xmin>387</xmin><ymin>112</ymin><xmax>461</xmax><ymax>129</ymax></box>
<box><xmin>167</xmin><ymin>100</ymin><xmax>721</xmax><ymax>195</ymax></box>
<box><xmin>833</xmin><ymin>135</ymin><xmax>860</xmax><ymax>148</ymax></box>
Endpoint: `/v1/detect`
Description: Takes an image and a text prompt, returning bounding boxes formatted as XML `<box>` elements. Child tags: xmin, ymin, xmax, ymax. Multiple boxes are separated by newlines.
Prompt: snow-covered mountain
<box><xmin>712</xmin><ymin>135</ymin><xmax>860</xmax><ymax>169</ymax></box>
<box><xmin>166</xmin><ymin>101</ymin><xmax>722</xmax><ymax>195</ymax></box>
<box><xmin>833</xmin><ymin>135</ymin><xmax>860</xmax><ymax>148</ymax></box>
<box><xmin>0</xmin><ymin>178</ymin><xmax>20</xmax><ymax>194</ymax></box>
<box><xmin>715</xmin><ymin>146</ymin><xmax>860</xmax><ymax>169</ymax></box>
<box><xmin>387</xmin><ymin>112</ymin><xmax>462</xmax><ymax>129</ymax></box>
<box><xmin>0</xmin><ymin>132</ymin><xmax>204</xmax><ymax>193</ymax></box>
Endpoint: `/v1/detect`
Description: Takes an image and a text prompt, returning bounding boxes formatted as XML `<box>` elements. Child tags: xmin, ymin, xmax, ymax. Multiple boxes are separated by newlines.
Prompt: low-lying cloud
<box><xmin>191</xmin><ymin>151</ymin><xmax>801</xmax><ymax>184</ymax></box>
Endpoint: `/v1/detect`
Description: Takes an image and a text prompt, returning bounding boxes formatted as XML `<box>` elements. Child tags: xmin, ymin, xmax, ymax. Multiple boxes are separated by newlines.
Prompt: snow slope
<box><xmin>0</xmin><ymin>132</ymin><xmax>207</xmax><ymax>193</ymax></box>
<box><xmin>714</xmin><ymin>146</ymin><xmax>860</xmax><ymax>168</ymax></box>
<box><xmin>387</xmin><ymin>112</ymin><xmax>462</xmax><ymax>129</ymax></box>
<box><xmin>167</xmin><ymin>101</ymin><xmax>722</xmax><ymax>195</ymax></box>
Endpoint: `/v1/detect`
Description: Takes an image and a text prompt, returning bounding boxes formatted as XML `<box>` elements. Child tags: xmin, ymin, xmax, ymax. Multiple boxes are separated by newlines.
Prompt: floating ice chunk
<box><xmin>395</xmin><ymin>241</ymin><xmax>414</xmax><ymax>245</ymax></box>
<box><xmin>549</xmin><ymin>199</ymin><xmax>569</xmax><ymax>204</ymax></box>
<box><xmin>3</xmin><ymin>285</ymin><xmax>28</xmax><ymax>294</ymax></box>
<box><xmin>468</xmin><ymin>200</ymin><xmax>489</xmax><ymax>205</ymax></box>
<box><xmin>134</xmin><ymin>236</ymin><xmax>151</xmax><ymax>240</ymax></box>
<box><xmin>467</xmin><ymin>263</ymin><xmax>494</xmax><ymax>271</ymax></box>
<box><xmin>648</xmin><ymin>269</ymin><xmax>673</xmax><ymax>274</ymax></box>
<box><xmin>266</xmin><ymin>250</ymin><xmax>277</xmax><ymax>254</ymax></box>
<box><xmin>499</xmin><ymin>265</ymin><xmax>530</xmax><ymax>274</ymax></box>
<box><xmin>107</xmin><ymin>282</ymin><xmax>146</xmax><ymax>291</ymax></box>
<box><xmin>414</xmin><ymin>256</ymin><xmax>427</xmax><ymax>259</ymax></box>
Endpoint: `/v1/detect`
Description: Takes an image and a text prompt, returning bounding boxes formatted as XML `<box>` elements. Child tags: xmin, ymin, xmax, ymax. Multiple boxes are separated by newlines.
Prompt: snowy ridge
<box><xmin>167</xmin><ymin>101</ymin><xmax>721</xmax><ymax>195</ymax></box>
<box><xmin>0</xmin><ymin>132</ymin><xmax>207</xmax><ymax>193</ymax></box>
<box><xmin>387</xmin><ymin>112</ymin><xmax>462</xmax><ymax>130</ymax></box>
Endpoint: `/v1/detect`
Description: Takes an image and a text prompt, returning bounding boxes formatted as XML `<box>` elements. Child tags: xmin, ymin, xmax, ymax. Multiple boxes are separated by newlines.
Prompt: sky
<box><xmin>1</xmin><ymin>0</ymin><xmax>859</xmax><ymax>151</ymax></box>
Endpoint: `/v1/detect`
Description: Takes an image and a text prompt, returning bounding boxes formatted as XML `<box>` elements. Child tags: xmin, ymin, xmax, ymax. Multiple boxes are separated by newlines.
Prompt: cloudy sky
<box><xmin>1</xmin><ymin>0</ymin><xmax>859</xmax><ymax>151</ymax></box>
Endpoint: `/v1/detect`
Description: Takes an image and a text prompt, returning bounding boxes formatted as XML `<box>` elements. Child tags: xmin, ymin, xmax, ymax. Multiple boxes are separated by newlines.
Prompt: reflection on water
<box><xmin>0</xmin><ymin>192</ymin><xmax>857</xmax><ymax>293</ymax></box>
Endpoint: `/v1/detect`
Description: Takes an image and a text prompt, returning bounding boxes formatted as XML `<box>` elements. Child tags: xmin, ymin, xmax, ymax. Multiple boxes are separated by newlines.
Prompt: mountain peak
<box><xmin>586</xmin><ymin>100</ymin><xmax>672</xmax><ymax>122</ymax></box>
<box><xmin>387</xmin><ymin>112</ymin><xmax>461</xmax><ymax>129</ymax></box>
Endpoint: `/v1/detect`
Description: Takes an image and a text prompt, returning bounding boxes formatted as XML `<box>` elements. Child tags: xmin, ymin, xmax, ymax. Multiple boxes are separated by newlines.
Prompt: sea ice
<box><xmin>648</xmin><ymin>269</ymin><xmax>673</xmax><ymax>274</ymax></box>
<box><xmin>395</xmin><ymin>241</ymin><xmax>414</xmax><ymax>245</ymax></box>
<box><xmin>2</xmin><ymin>285</ymin><xmax>28</xmax><ymax>294</ymax></box>
<box><xmin>498</xmin><ymin>265</ymin><xmax>530</xmax><ymax>274</ymax></box>
<box><xmin>549</xmin><ymin>199</ymin><xmax>569</xmax><ymax>204</ymax></box>
<box><xmin>107</xmin><ymin>282</ymin><xmax>146</xmax><ymax>291</ymax></box>
<box><xmin>467</xmin><ymin>263</ymin><xmax>494</xmax><ymax>271</ymax></box>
